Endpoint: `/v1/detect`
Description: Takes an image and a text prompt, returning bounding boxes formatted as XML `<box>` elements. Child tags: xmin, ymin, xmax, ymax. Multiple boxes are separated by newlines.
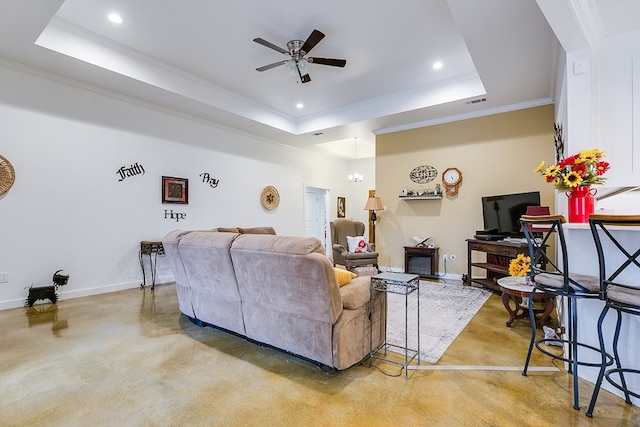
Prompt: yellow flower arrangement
<box><xmin>534</xmin><ymin>148</ymin><xmax>610</xmax><ymax>193</ymax></box>
<box><xmin>509</xmin><ymin>253</ymin><xmax>531</xmax><ymax>277</ymax></box>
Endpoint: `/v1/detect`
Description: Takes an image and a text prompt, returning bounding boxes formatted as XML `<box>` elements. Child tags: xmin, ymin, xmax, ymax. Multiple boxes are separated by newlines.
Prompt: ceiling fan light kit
<box><xmin>254</xmin><ymin>29</ymin><xmax>346</xmax><ymax>83</ymax></box>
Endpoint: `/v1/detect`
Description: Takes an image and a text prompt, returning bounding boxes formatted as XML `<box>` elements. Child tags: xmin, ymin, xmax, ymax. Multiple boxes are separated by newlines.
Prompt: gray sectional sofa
<box><xmin>163</xmin><ymin>229</ymin><xmax>386</xmax><ymax>370</ymax></box>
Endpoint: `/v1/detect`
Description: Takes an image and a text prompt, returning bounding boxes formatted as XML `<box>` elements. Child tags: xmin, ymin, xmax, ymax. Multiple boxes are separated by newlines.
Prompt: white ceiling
<box><xmin>0</xmin><ymin>1</ymin><xmax>638</xmax><ymax>159</ymax></box>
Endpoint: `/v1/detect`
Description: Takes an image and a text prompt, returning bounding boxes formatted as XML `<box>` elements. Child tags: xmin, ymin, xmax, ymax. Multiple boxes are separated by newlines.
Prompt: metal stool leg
<box><xmin>522</xmin><ymin>288</ymin><xmax>537</xmax><ymax>376</ymax></box>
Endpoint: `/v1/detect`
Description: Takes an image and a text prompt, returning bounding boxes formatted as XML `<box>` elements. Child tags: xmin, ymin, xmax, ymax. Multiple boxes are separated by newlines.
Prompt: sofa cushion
<box><xmin>232</xmin><ymin>234</ymin><xmax>324</xmax><ymax>255</ymax></box>
<box><xmin>339</xmin><ymin>275</ymin><xmax>372</xmax><ymax>309</ymax></box>
<box><xmin>238</xmin><ymin>226</ymin><xmax>276</xmax><ymax>235</ymax></box>
<box><xmin>334</xmin><ymin>268</ymin><xmax>357</xmax><ymax>286</ymax></box>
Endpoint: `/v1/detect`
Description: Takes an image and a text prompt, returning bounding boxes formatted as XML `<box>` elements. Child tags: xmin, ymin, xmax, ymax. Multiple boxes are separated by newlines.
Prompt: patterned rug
<box><xmin>386</xmin><ymin>281</ymin><xmax>492</xmax><ymax>364</ymax></box>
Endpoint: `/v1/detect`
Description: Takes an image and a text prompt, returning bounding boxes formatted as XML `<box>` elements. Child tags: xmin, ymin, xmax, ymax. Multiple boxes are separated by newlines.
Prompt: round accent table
<box><xmin>497</xmin><ymin>276</ymin><xmax>555</xmax><ymax>328</ymax></box>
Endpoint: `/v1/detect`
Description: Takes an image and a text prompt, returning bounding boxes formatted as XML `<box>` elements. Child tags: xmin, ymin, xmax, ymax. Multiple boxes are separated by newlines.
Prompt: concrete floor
<box><xmin>1</xmin><ymin>281</ymin><xmax>639</xmax><ymax>426</ymax></box>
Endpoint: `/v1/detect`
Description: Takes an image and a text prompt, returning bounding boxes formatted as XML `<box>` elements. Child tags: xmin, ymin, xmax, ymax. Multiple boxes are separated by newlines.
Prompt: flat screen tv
<box><xmin>481</xmin><ymin>191</ymin><xmax>541</xmax><ymax>238</ymax></box>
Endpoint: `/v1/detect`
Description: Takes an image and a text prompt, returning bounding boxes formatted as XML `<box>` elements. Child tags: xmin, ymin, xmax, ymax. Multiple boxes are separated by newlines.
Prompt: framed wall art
<box><xmin>337</xmin><ymin>196</ymin><xmax>346</xmax><ymax>218</ymax></box>
<box><xmin>162</xmin><ymin>176</ymin><xmax>189</xmax><ymax>204</ymax></box>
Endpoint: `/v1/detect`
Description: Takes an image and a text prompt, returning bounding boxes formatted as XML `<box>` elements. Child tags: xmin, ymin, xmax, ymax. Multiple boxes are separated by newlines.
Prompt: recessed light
<box><xmin>296</xmin><ymin>103</ymin><xmax>304</xmax><ymax>109</ymax></box>
<box><xmin>108</xmin><ymin>13</ymin><xmax>123</xmax><ymax>24</ymax></box>
<box><xmin>432</xmin><ymin>62</ymin><xmax>443</xmax><ymax>70</ymax></box>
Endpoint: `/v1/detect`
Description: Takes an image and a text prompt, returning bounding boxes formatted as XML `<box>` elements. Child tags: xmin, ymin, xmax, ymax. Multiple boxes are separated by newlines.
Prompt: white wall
<box><xmin>0</xmin><ymin>62</ymin><xmax>372</xmax><ymax>309</ymax></box>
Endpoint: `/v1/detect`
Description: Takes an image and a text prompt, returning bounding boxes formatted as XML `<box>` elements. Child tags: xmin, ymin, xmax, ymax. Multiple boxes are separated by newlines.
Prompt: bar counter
<box><xmin>563</xmin><ymin>222</ymin><xmax>640</xmax><ymax>406</ymax></box>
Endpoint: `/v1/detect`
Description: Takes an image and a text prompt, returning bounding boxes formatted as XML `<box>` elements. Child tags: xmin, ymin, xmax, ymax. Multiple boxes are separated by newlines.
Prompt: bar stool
<box><xmin>520</xmin><ymin>214</ymin><xmax>612</xmax><ymax>410</ymax></box>
<box><xmin>586</xmin><ymin>214</ymin><xmax>640</xmax><ymax>417</ymax></box>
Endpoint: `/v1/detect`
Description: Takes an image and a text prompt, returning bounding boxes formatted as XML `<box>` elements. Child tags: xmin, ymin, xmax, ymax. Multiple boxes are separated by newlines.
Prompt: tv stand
<box><xmin>466</xmin><ymin>239</ymin><xmax>532</xmax><ymax>291</ymax></box>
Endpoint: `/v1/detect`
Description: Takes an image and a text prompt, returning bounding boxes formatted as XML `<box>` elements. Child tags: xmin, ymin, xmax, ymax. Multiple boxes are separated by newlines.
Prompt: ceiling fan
<box><xmin>253</xmin><ymin>29</ymin><xmax>346</xmax><ymax>83</ymax></box>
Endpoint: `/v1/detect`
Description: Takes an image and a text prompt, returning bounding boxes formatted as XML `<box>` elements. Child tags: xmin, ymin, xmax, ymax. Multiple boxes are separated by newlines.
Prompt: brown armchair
<box><xmin>330</xmin><ymin>219</ymin><xmax>379</xmax><ymax>271</ymax></box>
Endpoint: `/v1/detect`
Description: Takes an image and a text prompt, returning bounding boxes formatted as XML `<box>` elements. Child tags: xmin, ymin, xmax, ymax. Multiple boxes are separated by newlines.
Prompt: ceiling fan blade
<box><xmin>300</xmin><ymin>29</ymin><xmax>325</xmax><ymax>54</ymax></box>
<box><xmin>256</xmin><ymin>60</ymin><xmax>289</xmax><ymax>72</ymax></box>
<box><xmin>308</xmin><ymin>57</ymin><xmax>347</xmax><ymax>67</ymax></box>
<box><xmin>253</xmin><ymin>37</ymin><xmax>288</xmax><ymax>55</ymax></box>
<box><xmin>296</xmin><ymin>62</ymin><xmax>311</xmax><ymax>83</ymax></box>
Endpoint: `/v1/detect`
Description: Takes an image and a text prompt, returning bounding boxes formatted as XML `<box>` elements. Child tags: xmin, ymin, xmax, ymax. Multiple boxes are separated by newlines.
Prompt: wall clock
<box><xmin>261</xmin><ymin>186</ymin><xmax>280</xmax><ymax>210</ymax></box>
<box><xmin>442</xmin><ymin>167</ymin><xmax>462</xmax><ymax>196</ymax></box>
<box><xmin>0</xmin><ymin>154</ymin><xmax>16</xmax><ymax>196</ymax></box>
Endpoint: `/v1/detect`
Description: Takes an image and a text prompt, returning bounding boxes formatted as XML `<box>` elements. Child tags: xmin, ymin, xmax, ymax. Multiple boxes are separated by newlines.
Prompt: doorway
<box><xmin>304</xmin><ymin>186</ymin><xmax>330</xmax><ymax>256</ymax></box>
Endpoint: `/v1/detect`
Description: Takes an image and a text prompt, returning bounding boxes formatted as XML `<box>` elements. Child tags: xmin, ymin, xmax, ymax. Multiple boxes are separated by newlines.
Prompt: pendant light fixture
<box><xmin>348</xmin><ymin>137</ymin><xmax>363</xmax><ymax>183</ymax></box>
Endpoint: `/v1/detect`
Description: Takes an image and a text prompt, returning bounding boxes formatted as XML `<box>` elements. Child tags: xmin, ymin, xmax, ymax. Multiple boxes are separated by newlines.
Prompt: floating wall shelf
<box><xmin>398</xmin><ymin>195</ymin><xmax>443</xmax><ymax>200</ymax></box>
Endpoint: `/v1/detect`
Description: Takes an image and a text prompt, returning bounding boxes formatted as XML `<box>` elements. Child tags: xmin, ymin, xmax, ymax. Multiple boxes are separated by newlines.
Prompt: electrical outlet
<box><xmin>442</xmin><ymin>254</ymin><xmax>448</xmax><ymax>262</ymax></box>
<box><xmin>0</xmin><ymin>272</ymin><xmax>8</xmax><ymax>283</ymax></box>
<box><xmin>450</xmin><ymin>254</ymin><xmax>457</xmax><ymax>261</ymax></box>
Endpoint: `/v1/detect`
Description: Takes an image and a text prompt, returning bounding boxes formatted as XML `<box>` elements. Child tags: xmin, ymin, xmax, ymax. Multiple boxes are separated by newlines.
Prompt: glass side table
<box><xmin>369</xmin><ymin>272</ymin><xmax>420</xmax><ymax>379</ymax></box>
<box><xmin>139</xmin><ymin>241</ymin><xmax>165</xmax><ymax>291</ymax></box>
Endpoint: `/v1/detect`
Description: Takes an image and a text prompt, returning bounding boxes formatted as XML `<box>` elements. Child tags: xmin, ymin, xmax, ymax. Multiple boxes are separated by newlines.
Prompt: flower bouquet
<box><xmin>508</xmin><ymin>253</ymin><xmax>531</xmax><ymax>277</ymax></box>
<box><xmin>534</xmin><ymin>148</ymin><xmax>609</xmax><ymax>192</ymax></box>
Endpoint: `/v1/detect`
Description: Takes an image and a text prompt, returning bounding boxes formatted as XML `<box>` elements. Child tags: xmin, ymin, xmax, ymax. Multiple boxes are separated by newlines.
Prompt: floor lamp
<box><xmin>364</xmin><ymin>195</ymin><xmax>384</xmax><ymax>244</ymax></box>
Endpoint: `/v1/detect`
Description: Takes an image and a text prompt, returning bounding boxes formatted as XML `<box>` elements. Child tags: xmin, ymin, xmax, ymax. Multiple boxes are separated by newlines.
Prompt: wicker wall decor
<box><xmin>0</xmin><ymin>154</ymin><xmax>15</xmax><ymax>195</ymax></box>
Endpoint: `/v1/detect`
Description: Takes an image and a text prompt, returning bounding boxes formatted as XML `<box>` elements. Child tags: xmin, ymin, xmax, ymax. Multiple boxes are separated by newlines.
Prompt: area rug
<box><xmin>386</xmin><ymin>281</ymin><xmax>492</xmax><ymax>364</ymax></box>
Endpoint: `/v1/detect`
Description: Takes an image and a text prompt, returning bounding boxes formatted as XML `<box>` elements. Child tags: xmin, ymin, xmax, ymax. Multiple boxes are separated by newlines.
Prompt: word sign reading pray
<box><xmin>116</xmin><ymin>162</ymin><xmax>145</xmax><ymax>182</ymax></box>
<box><xmin>199</xmin><ymin>172</ymin><xmax>220</xmax><ymax>188</ymax></box>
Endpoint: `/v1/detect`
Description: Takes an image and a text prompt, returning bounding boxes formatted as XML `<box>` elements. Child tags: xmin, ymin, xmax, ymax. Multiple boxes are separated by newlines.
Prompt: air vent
<box><xmin>312</xmin><ymin>132</ymin><xmax>324</xmax><ymax>136</ymax></box>
<box><xmin>466</xmin><ymin>97</ymin><xmax>487</xmax><ymax>105</ymax></box>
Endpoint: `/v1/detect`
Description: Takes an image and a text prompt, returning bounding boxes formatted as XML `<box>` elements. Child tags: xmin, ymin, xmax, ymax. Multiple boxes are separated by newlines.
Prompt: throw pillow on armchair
<box><xmin>346</xmin><ymin>236</ymin><xmax>368</xmax><ymax>253</ymax></box>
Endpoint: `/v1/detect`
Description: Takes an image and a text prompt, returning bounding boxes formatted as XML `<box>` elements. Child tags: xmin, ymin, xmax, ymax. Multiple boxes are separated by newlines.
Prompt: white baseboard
<box><xmin>0</xmin><ymin>275</ymin><xmax>175</xmax><ymax>311</ymax></box>
<box><xmin>378</xmin><ymin>266</ymin><xmax>463</xmax><ymax>282</ymax></box>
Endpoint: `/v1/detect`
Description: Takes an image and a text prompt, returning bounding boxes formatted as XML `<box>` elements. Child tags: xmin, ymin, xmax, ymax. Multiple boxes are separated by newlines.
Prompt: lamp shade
<box><xmin>364</xmin><ymin>196</ymin><xmax>384</xmax><ymax>211</ymax></box>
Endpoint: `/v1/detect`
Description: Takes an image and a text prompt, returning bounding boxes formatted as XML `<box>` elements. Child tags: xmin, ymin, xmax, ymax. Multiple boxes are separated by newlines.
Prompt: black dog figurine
<box><xmin>26</xmin><ymin>270</ymin><xmax>70</xmax><ymax>307</ymax></box>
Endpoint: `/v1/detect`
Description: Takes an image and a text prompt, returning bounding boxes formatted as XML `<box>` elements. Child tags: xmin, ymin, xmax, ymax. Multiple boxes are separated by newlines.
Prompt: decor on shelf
<box><xmin>364</xmin><ymin>195</ymin><xmax>384</xmax><ymax>244</ymax></box>
<box><xmin>347</xmin><ymin>137</ymin><xmax>363</xmax><ymax>183</ymax></box>
<box><xmin>162</xmin><ymin>176</ymin><xmax>189</xmax><ymax>204</ymax></box>
<box><xmin>534</xmin><ymin>148</ymin><xmax>609</xmax><ymax>222</ymax></box>
<box><xmin>260</xmin><ymin>186</ymin><xmax>280</xmax><ymax>210</ymax></box>
<box><xmin>0</xmin><ymin>154</ymin><xmax>16</xmax><ymax>196</ymax></box>
<box><xmin>409</xmin><ymin>165</ymin><xmax>438</xmax><ymax>184</ymax></box>
<box><xmin>337</xmin><ymin>196</ymin><xmax>345</xmax><ymax>218</ymax></box>
<box><xmin>508</xmin><ymin>253</ymin><xmax>531</xmax><ymax>277</ymax></box>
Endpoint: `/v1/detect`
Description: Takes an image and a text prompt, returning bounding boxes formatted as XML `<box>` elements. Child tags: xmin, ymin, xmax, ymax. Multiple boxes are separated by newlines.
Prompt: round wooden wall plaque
<box><xmin>0</xmin><ymin>154</ymin><xmax>15</xmax><ymax>195</ymax></box>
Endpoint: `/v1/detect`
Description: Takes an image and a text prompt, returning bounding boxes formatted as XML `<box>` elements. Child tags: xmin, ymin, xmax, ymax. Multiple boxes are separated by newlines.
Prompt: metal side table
<box><xmin>139</xmin><ymin>241</ymin><xmax>165</xmax><ymax>291</ymax></box>
<box><xmin>370</xmin><ymin>272</ymin><xmax>420</xmax><ymax>379</ymax></box>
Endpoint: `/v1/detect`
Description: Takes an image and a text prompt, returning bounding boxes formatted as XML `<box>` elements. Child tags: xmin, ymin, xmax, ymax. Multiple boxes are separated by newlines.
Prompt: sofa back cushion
<box><xmin>230</xmin><ymin>234</ymin><xmax>342</xmax><ymax>364</ymax></box>
<box><xmin>163</xmin><ymin>230</ymin><xmax>196</xmax><ymax>317</ymax></box>
<box><xmin>175</xmin><ymin>231</ymin><xmax>246</xmax><ymax>335</ymax></box>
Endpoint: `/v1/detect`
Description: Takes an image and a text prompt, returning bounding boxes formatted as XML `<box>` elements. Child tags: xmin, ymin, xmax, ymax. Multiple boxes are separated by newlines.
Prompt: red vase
<box><xmin>566</xmin><ymin>186</ymin><xmax>596</xmax><ymax>223</ymax></box>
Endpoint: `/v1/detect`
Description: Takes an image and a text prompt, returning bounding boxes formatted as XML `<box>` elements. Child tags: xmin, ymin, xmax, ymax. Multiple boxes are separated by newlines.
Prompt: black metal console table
<box><xmin>139</xmin><ymin>240</ymin><xmax>165</xmax><ymax>291</ymax></box>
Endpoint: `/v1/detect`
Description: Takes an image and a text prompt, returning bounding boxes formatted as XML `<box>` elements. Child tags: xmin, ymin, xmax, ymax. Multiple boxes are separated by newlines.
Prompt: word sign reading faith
<box><xmin>199</xmin><ymin>172</ymin><xmax>220</xmax><ymax>188</ymax></box>
<box><xmin>117</xmin><ymin>162</ymin><xmax>145</xmax><ymax>182</ymax></box>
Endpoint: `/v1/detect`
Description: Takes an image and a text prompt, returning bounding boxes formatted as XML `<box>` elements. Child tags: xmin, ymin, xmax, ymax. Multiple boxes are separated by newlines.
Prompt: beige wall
<box><xmin>374</xmin><ymin>105</ymin><xmax>556</xmax><ymax>275</ymax></box>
